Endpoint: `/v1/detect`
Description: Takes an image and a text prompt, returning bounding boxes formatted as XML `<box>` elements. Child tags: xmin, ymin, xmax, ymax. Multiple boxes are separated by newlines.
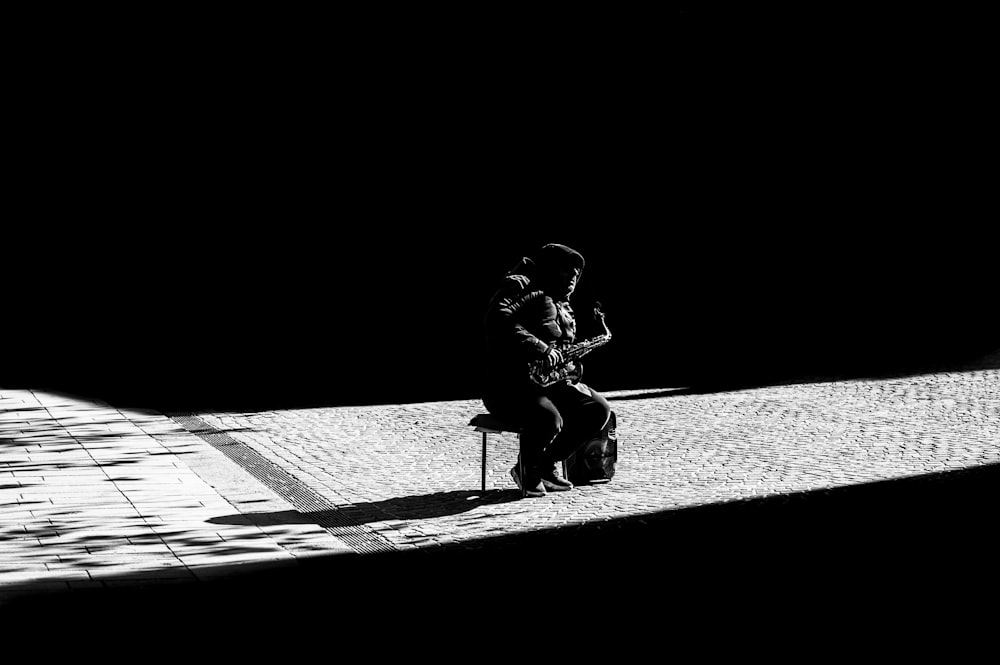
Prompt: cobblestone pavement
<box><xmin>193</xmin><ymin>351</ymin><xmax>1000</xmax><ymax>556</ymax></box>
<box><xmin>2</xmin><ymin>350</ymin><xmax>998</xmax><ymax>604</ymax></box>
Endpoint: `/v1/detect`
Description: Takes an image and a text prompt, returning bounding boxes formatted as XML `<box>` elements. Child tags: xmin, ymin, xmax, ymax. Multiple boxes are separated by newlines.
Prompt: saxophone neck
<box><xmin>595</xmin><ymin>309</ymin><xmax>611</xmax><ymax>338</ymax></box>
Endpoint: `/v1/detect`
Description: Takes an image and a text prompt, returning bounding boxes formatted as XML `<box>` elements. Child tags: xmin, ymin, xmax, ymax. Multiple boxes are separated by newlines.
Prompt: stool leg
<box><xmin>517</xmin><ymin>434</ymin><xmax>524</xmax><ymax>498</ymax></box>
<box><xmin>481</xmin><ymin>432</ymin><xmax>487</xmax><ymax>492</ymax></box>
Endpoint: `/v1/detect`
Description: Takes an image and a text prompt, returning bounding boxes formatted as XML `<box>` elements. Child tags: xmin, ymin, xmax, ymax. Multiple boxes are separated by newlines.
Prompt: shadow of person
<box><xmin>208</xmin><ymin>488</ymin><xmax>521</xmax><ymax>528</ymax></box>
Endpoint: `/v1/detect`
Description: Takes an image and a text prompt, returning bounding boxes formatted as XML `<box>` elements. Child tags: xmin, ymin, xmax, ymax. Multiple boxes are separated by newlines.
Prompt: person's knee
<box><xmin>527</xmin><ymin>409</ymin><xmax>562</xmax><ymax>441</ymax></box>
<box><xmin>588</xmin><ymin>400</ymin><xmax>612</xmax><ymax>431</ymax></box>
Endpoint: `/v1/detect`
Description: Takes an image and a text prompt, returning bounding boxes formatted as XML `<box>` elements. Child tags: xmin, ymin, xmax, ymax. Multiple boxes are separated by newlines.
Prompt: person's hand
<box><xmin>542</xmin><ymin>345</ymin><xmax>564</xmax><ymax>371</ymax></box>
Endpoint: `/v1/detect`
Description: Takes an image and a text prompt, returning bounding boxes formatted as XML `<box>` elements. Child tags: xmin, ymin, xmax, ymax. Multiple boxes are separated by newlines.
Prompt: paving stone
<box><xmin>3</xmin><ymin>351</ymin><xmax>999</xmax><ymax>596</ymax></box>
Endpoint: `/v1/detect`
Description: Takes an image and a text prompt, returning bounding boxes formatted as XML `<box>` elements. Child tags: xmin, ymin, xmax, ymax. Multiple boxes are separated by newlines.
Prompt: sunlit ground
<box><xmin>3</xmin><ymin>350</ymin><xmax>998</xmax><ymax>596</ymax></box>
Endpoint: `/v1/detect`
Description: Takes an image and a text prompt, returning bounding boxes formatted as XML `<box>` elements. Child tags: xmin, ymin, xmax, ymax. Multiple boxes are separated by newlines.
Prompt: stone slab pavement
<box><xmin>0</xmin><ymin>387</ymin><xmax>353</xmax><ymax>604</ymax></box>
<box><xmin>2</xmin><ymin>349</ymin><xmax>998</xmax><ymax>611</ymax></box>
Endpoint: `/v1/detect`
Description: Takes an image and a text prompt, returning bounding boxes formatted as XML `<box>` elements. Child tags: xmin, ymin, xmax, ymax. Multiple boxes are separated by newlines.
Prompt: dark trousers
<box><xmin>484</xmin><ymin>382</ymin><xmax>612</xmax><ymax>471</ymax></box>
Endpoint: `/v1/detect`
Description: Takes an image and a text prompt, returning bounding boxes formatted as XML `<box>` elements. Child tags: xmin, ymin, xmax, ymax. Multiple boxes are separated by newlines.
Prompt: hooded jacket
<box><xmin>483</xmin><ymin>244</ymin><xmax>586</xmax><ymax>394</ymax></box>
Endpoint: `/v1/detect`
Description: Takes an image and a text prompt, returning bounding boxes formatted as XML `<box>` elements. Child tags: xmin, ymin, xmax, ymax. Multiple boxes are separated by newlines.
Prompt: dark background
<box><xmin>8</xmin><ymin>7</ymin><xmax>996</xmax><ymax>410</ymax></box>
<box><xmin>2</xmin><ymin>10</ymin><xmax>997</xmax><ymax>634</ymax></box>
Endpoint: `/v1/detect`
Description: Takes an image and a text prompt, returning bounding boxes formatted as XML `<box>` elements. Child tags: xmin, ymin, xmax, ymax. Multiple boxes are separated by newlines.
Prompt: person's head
<box><xmin>533</xmin><ymin>243</ymin><xmax>585</xmax><ymax>299</ymax></box>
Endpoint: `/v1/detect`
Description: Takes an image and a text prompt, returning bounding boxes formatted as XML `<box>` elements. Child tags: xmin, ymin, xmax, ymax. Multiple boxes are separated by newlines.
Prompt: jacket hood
<box><xmin>505</xmin><ymin>255</ymin><xmax>536</xmax><ymax>278</ymax></box>
<box><xmin>500</xmin><ymin>244</ymin><xmax>586</xmax><ymax>296</ymax></box>
<box><xmin>533</xmin><ymin>243</ymin><xmax>585</xmax><ymax>273</ymax></box>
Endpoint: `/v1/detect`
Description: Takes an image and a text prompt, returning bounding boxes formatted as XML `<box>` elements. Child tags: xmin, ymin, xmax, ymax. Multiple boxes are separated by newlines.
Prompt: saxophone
<box><xmin>528</xmin><ymin>304</ymin><xmax>612</xmax><ymax>387</ymax></box>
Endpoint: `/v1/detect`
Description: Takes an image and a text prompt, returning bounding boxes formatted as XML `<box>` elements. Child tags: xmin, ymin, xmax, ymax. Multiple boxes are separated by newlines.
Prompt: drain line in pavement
<box><xmin>171</xmin><ymin>414</ymin><xmax>396</xmax><ymax>555</ymax></box>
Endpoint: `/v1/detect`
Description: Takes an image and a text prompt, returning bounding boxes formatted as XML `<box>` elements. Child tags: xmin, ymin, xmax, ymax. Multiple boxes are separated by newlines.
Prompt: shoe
<box><xmin>538</xmin><ymin>463</ymin><xmax>573</xmax><ymax>492</ymax></box>
<box><xmin>510</xmin><ymin>465</ymin><xmax>546</xmax><ymax>498</ymax></box>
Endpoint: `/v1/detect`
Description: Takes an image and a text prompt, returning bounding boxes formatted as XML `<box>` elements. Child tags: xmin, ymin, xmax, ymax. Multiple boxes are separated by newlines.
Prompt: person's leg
<box><xmin>484</xmin><ymin>392</ymin><xmax>564</xmax><ymax>496</ymax></box>
<box><xmin>541</xmin><ymin>383</ymin><xmax>612</xmax><ymax>465</ymax></box>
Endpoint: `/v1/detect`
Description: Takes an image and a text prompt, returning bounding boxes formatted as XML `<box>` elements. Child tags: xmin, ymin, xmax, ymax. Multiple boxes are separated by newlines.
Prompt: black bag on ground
<box><xmin>564</xmin><ymin>411</ymin><xmax>617</xmax><ymax>485</ymax></box>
